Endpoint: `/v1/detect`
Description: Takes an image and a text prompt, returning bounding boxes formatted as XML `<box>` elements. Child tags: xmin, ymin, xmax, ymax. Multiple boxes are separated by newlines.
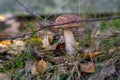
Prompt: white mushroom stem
<box><xmin>63</xmin><ymin>30</ymin><xmax>77</xmax><ymax>56</ymax></box>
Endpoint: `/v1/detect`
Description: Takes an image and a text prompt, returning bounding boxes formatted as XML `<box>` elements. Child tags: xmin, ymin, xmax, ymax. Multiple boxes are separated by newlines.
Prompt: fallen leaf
<box><xmin>83</xmin><ymin>51</ymin><xmax>102</xmax><ymax>59</ymax></box>
<box><xmin>31</xmin><ymin>63</ymin><xmax>39</xmax><ymax>75</ymax></box>
<box><xmin>108</xmin><ymin>47</ymin><xmax>120</xmax><ymax>53</ymax></box>
<box><xmin>37</xmin><ymin>59</ymin><xmax>48</xmax><ymax>74</ymax></box>
<box><xmin>80</xmin><ymin>62</ymin><xmax>95</xmax><ymax>73</ymax></box>
<box><xmin>108</xmin><ymin>48</ymin><xmax>116</xmax><ymax>53</ymax></box>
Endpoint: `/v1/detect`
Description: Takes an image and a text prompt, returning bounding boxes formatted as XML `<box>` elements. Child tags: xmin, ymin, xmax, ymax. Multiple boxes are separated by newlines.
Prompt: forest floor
<box><xmin>0</xmin><ymin>14</ymin><xmax>120</xmax><ymax>80</ymax></box>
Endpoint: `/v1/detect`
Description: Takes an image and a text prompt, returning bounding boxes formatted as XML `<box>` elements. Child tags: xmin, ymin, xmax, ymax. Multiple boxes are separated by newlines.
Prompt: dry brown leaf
<box><xmin>83</xmin><ymin>51</ymin><xmax>102</xmax><ymax>59</ymax></box>
<box><xmin>37</xmin><ymin>59</ymin><xmax>48</xmax><ymax>74</ymax></box>
<box><xmin>31</xmin><ymin>63</ymin><xmax>39</xmax><ymax>75</ymax></box>
<box><xmin>108</xmin><ymin>47</ymin><xmax>120</xmax><ymax>53</ymax></box>
<box><xmin>108</xmin><ymin>48</ymin><xmax>116</xmax><ymax>53</ymax></box>
<box><xmin>80</xmin><ymin>62</ymin><xmax>95</xmax><ymax>73</ymax></box>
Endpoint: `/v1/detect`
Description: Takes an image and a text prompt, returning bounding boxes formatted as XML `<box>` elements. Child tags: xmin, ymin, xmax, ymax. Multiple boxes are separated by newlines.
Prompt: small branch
<box><xmin>16</xmin><ymin>0</ymin><xmax>37</xmax><ymax>18</ymax></box>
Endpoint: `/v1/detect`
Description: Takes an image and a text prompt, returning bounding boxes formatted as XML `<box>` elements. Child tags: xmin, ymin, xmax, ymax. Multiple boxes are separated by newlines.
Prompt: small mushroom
<box><xmin>54</xmin><ymin>14</ymin><xmax>83</xmax><ymax>56</ymax></box>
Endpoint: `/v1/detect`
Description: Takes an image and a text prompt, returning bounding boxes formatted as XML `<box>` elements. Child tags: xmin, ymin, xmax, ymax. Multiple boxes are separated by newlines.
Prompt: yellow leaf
<box><xmin>0</xmin><ymin>40</ymin><xmax>11</xmax><ymax>46</ymax></box>
<box><xmin>37</xmin><ymin>59</ymin><xmax>48</xmax><ymax>74</ymax></box>
<box><xmin>80</xmin><ymin>62</ymin><xmax>95</xmax><ymax>73</ymax></box>
<box><xmin>28</xmin><ymin>37</ymin><xmax>43</xmax><ymax>45</ymax></box>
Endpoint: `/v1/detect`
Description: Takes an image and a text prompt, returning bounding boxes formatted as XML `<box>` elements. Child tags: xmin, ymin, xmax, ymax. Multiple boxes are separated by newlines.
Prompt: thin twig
<box><xmin>16</xmin><ymin>0</ymin><xmax>43</xmax><ymax>27</ymax></box>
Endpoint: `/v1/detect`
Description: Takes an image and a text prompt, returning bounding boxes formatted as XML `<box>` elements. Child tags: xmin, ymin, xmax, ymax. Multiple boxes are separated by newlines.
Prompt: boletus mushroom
<box><xmin>54</xmin><ymin>14</ymin><xmax>83</xmax><ymax>56</ymax></box>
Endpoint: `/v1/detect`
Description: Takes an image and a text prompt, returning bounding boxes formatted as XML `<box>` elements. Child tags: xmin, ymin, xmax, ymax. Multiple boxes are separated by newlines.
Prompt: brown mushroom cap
<box><xmin>54</xmin><ymin>14</ymin><xmax>83</xmax><ymax>29</ymax></box>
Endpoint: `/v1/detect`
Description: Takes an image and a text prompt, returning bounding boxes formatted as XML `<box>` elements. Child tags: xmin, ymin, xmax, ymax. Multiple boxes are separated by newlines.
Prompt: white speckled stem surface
<box><xmin>63</xmin><ymin>30</ymin><xmax>77</xmax><ymax>56</ymax></box>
